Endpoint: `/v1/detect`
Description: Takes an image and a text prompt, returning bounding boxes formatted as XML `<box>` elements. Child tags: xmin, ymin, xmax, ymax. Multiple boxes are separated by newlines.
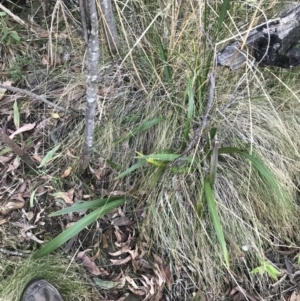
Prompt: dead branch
<box><xmin>171</xmin><ymin>66</ymin><xmax>216</xmax><ymax>166</ymax></box>
<box><xmin>80</xmin><ymin>0</ymin><xmax>100</xmax><ymax>171</ymax></box>
<box><xmin>0</xmin><ymin>84</ymin><xmax>73</xmax><ymax>114</ymax></box>
<box><xmin>217</xmin><ymin>4</ymin><xmax>300</xmax><ymax>69</ymax></box>
<box><xmin>0</xmin><ymin>130</ymin><xmax>36</xmax><ymax>168</ymax></box>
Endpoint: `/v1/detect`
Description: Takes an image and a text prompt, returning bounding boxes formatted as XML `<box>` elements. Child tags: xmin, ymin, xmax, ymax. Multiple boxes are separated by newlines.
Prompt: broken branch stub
<box><xmin>217</xmin><ymin>4</ymin><xmax>300</xmax><ymax>69</ymax></box>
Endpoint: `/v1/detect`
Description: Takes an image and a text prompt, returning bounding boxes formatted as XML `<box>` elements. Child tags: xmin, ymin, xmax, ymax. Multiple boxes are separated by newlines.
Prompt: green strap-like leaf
<box><xmin>218</xmin><ymin>147</ymin><xmax>284</xmax><ymax>202</ymax></box>
<box><xmin>38</xmin><ymin>144</ymin><xmax>61</xmax><ymax>168</ymax></box>
<box><xmin>115</xmin><ymin>160</ymin><xmax>147</xmax><ymax>179</ymax></box>
<box><xmin>33</xmin><ymin>199</ymin><xmax>125</xmax><ymax>258</ymax></box>
<box><xmin>204</xmin><ymin>179</ymin><xmax>229</xmax><ymax>267</ymax></box>
<box><xmin>49</xmin><ymin>197</ymin><xmax>124</xmax><ymax>217</ymax></box>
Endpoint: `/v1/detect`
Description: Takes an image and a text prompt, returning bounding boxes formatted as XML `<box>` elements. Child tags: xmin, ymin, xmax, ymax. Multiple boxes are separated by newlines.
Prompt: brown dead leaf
<box><xmin>0</xmin><ymin>80</ymin><xmax>12</xmax><ymax>100</ymax></box>
<box><xmin>127</xmin><ymin>287</ymin><xmax>146</xmax><ymax>297</ymax></box>
<box><xmin>0</xmin><ymin>218</ymin><xmax>7</xmax><ymax>225</ymax></box>
<box><xmin>32</xmin><ymin>154</ymin><xmax>43</xmax><ymax>163</ymax></box>
<box><xmin>7</xmin><ymin>156</ymin><xmax>20</xmax><ymax>172</ymax></box>
<box><xmin>11</xmin><ymin>221</ymin><xmax>37</xmax><ymax>238</ymax></box>
<box><xmin>41</xmin><ymin>55</ymin><xmax>49</xmax><ymax>65</ymax></box>
<box><xmin>229</xmin><ymin>286</ymin><xmax>258</xmax><ymax>301</ymax></box>
<box><xmin>114</xmin><ymin>229</ymin><xmax>124</xmax><ymax>243</ymax></box>
<box><xmin>112</xmin><ymin>216</ymin><xmax>134</xmax><ymax>227</ymax></box>
<box><xmin>53</xmin><ymin>189</ymin><xmax>74</xmax><ymax>205</ymax></box>
<box><xmin>18</xmin><ymin>181</ymin><xmax>27</xmax><ymax>193</ymax></box>
<box><xmin>0</xmin><ymin>200</ymin><xmax>25</xmax><ymax>215</ymax></box>
<box><xmin>9</xmin><ymin>123</ymin><xmax>36</xmax><ymax>139</ymax></box>
<box><xmin>153</xmin><ymin>254</ymin><xmax>173</xmax><ymax>289</ymax></box>
<box><xmin>110</xmin><ymin>255</ymin><xmax>132</xmax><ymax>265</ymax></box>
<box><xmin>290</xmin><ymin>291</ymin><xmax>300</xmax><ymax>301</ymax></box>
<box><xmin>77</xmin><ymin>250</ymin><xmax>109</xmax><ymax>276</ymax></box>
<box><xmin>66</xmin><ymin>149</ymin><xmax>78</xmax><ymax>158</ymax></box>
<box><xmin>24</xmin><ymin>211</ymin><xmax>34</xmax><ymax>221</ymax></box>
<box><xmin>111</xmin><ymin>272</ymin><xmax>126</xmax><ymax>289</ymax></box>
<box><xmin>115</xmin><ymin>232</ymin><xmax>134</xmax><ymax>248</ymax></box>
<box><xmin>34</xmin><ymin>209</ymin><xmax>44</xmax><ymax>224</ymax></box>
<box><xmin>127</xmin><ymin>245</ymin><xmax>139</xmax><ymax>260</ymax></box>
<box><xmin>126</xmin><ymin>276</ymin><xmax>143</xmax><ymax>291</ymax></box>
<box><xmin>0</xmin><ymin>155</ymin><xmax>12</xmax><ymax>164</ymax></box>
<box><xmin>90</xmin><ymin>248</ymin><xmax>100</xmax><ymax>261</ymax></box>
<box><xmin>102</xmin><ymin>232</ymin><xmax>109</xmax><ymax>249</ymax></box>
<box><xmin>61</xmin><ymin>166</ymin><xmax>72</xmax><ymax>178</ymax></box>
<box><xmin>109</xmin><ymin>248</ymin><xmax>131</xmax><ymax>257</ymax></box>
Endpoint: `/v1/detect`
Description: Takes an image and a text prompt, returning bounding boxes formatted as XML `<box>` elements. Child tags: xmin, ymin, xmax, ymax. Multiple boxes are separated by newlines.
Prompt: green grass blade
<box><xmin>240</xmin><ymin>152</ymin><xmax>284</xmax><ymax>201</ymax></box>
<box><xmin>115</xmin><ymin>160</ymin><xmax>147</xmax><ymax>179</ymax></box>
<box><xmin>218</xmin><ymin>147</ymin><xmax>283</xmax><ymax>201</ymax></box>
<box><xmin>218</xmin><ymin>146</ymin><xmax>243</xmax><ymax>155</ymax></box>
<box><xmin>156</xmin><ymin>34</ymin><xmax>173</xmax><ymax>86</ymax></box>
<box><xmin>33</xmin><ymin>199</ymin><xmax>125</xmax><ymax>258</ymax></box>
<box><xmin>215</xmin><ymin>0</ymin><xmax>231</xmax><ymax>40</ymax></box>
<box><xmin>137</xmin><ymin>153</ymin><xmax>180</xmax><ymax>161</ymax></box>
<box><xmin>115</xmin><ymin>118</ymin><xmax>162</xmax><ymax>143</ymax></box>
<box><xmin>148</xmin><ymin>166</ymin><xmax>166</xmax><ymax>190</ymax></box>
<box><xmin>183</xmin><ymin>76</ymin><xmax>195</xmax><ymax>147</ymax></box>
<box><xmin>204</xmin><ymin>179</ymin><xmax>229</xmax><ymax>267</ymax></box>
<box><xmin>49</xmin><ymin>197</ymin><xmax>123</xmax><ymax>217</ymax></box>
<box><xmin>209</xmin><ymin>141</ymin><xmax>219</xmax><ymax>188</ymax></box>
<box><xmin>38</xmin><ymin>144</ymin><xmax>61</xmax><ymax>168</ymax></box>
<box><xmin>106</xmin><ymin>159</ymin><xmax>122</xmax><ymax>171</ymax></box>
<box><xmin>137</xmin><ymin>153</ymin><xmax>200</xmax><ymax>165</ymax></box>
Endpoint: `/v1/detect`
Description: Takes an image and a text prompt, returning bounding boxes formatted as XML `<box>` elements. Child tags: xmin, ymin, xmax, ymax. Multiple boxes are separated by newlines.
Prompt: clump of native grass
<box><xmin>0</xmin><ymin>255</ymin><xmax>95</xmax><ymax>301</ymax></box>
<box><xmin>16</xmin><ymin>0</ymin><xmax>300</xmax><ymax>298</ymax></box>
<box><xmin>84</xmin><ymin>0</ymin><xmax>300</xmax><ymax>298</ymax></box>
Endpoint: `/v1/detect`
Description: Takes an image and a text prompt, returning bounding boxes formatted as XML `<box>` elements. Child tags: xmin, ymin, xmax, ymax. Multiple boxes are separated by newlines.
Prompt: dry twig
<box><xmin>0</xmin><ymin>130</ymin><xmax>36</xmax><ymax>168</ymax></box>
<box><xmin>171</xmin><ymin>64</ymin><xmax>216</xmax><ymax>167</ymax></box>
<box><xmin>0</xmin><ymin>84</ymin><xmax>73</xmax><ymax>113</ymax></box>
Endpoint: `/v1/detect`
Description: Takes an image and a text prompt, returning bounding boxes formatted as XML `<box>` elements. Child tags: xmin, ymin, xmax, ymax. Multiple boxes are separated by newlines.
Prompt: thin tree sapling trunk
<box><xmin>80</xmin><ymin>0</ymin><xmax>99</xmax><ymax>171</ymax></box>
<box><xmin>100</xmin><ymin>0</ymin><xmax>120</xmax><ymax>54</ymax></box>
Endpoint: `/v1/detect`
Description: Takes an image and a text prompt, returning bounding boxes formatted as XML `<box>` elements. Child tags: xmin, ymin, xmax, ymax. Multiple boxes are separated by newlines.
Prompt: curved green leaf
<box><xmin>204</xmin><ymin>179</ymin><xmax>229</xmax><ymax>267</ymax></box>
<box><xmin>33</xmin><ymin>199</ymin><xmax>125</xmax><ymax>259</ymax></box>
<box><xmin>49</xmin><ymin>197</ymin><xmax>123</xmax><ymax>217</ymax></box>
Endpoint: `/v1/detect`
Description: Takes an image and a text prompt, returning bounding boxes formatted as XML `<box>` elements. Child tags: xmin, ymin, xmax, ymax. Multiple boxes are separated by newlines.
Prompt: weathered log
<box><xmin>217</xmin><ymin>4</ymin><xmax>300</xmax><ymax>69</ymax></box>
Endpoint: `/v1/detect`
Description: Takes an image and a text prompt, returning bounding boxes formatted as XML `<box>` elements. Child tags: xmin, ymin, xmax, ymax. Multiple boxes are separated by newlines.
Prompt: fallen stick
<box><xmin>0</xmin><ymin>130</ymin><xmax>36</xmax><ymax>168</ymax></box>
<box><xmin>0</xmin><ymin>84</ymin><xmax>73</xmax><ymax>113</ymax></box>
